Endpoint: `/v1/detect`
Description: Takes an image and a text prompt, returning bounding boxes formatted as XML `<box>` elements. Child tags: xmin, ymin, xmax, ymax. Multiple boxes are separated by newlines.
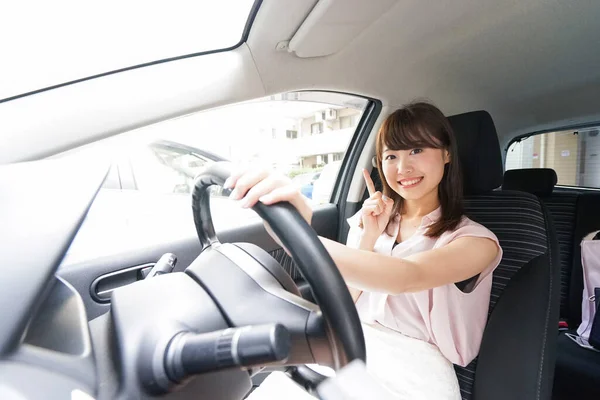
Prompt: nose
<box><xmin>397</xmin><ymin>154</ymin><xmax>413</xmax><ymax>175</ymax></box>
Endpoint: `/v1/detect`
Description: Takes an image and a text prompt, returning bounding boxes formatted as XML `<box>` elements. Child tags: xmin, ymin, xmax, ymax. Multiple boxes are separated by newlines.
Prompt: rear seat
<box><xmin>503</xmin><ymin>168</ymin><xmax>600</xmax><ymax>399</ymax></box>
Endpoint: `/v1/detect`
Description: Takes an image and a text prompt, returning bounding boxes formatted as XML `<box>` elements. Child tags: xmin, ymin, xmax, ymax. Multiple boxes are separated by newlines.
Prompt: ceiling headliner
<box><xmin>248</xmin><ymin>0</ymin><xmax>600</xmax><ymax>146</ymax></box>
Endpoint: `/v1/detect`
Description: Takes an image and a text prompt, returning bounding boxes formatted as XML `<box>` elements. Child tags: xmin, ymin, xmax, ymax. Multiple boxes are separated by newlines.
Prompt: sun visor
<box><xmin>288</xmin><ymin>0</ymin><xmax>397</xmax><ymax>58</ymax></box>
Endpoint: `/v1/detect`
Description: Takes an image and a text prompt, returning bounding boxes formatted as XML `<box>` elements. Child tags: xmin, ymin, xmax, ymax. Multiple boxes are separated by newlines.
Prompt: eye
<box><xmin>410</xmin><ymin>148</ymin><xmax>423</xmax><ymax>155</ymax></box>
<box><xmin>384</xmin><ymin>154</ymin><xmax>396</xmax><ymax>160</ymax></box>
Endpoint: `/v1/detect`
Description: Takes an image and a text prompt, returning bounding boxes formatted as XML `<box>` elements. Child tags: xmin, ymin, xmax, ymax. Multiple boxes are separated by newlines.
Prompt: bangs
<box><xmin>380</xmin><ymin>108</ymin><xmax>448</xmax><ymax>151</ymax></box>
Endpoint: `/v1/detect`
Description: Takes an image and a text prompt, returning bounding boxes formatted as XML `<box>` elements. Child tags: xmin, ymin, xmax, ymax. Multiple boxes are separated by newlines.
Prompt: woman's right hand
<box><xmin>223</xmin><ymin>164</ymin><xmax>313</xmax><ymax>228</ymax></box>
<box><xmin>360</xmin><ymin>169</ymin><xmax>394</xmax><ymax>241</ymax></box>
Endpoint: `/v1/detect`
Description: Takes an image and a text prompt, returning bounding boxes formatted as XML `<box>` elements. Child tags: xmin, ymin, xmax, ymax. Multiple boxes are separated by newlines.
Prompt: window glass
<box><xmin>1</xmin><ymin>0</ymin><xmax>257</xmax><ymax>100</ymax></box>
<box><xmin>506</xmin><ymin>127</ymin><xmax>600</xmax><ymax>188</ymax></box>
<box><xmin>311</xmin><ymin>123</ymin><xmax>323</xmax><ymax>135</ymax></box>
<box><xmin>77</xmin><ymin>91</ymin><xmax>367</xmax><ymax>232</ymax></box>
<box><xmin>286</xmin><ymin>130</ymin><xmax>298</xmax><ymax>139</ymax></box>
<box><xmin>128</xmin><ymin>143</ymin><xmax>212</xmax><ymax>194</ymax></box>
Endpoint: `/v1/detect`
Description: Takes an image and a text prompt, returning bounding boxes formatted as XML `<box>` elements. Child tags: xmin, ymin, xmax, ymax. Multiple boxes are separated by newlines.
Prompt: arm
<box><xmin>223</xmin><ymin>168</ymin><xmax>498</xmax><ymax>294</ymax></box>
<box><xmin>347</xmin><ymin>233</ymin><xmax>380</xmax><ymax>302</ymax></box>
<box><xmin>320</xmin><ymin>235</ymin><xmax>499</xmax><ymax>294</ymax></box>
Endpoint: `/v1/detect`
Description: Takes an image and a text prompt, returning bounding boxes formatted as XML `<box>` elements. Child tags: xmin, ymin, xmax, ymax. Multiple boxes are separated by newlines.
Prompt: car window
<box><xmin>200</xmin><ymin>92</ymin><xmax>366</xmax><ymax>228</ymax></box>
<box><xmin>128</xmin><ymin>143</ymin><xmax>212</xmax><ymax>194</ymax></box>
<box><xmin>506</xmin><ymin>126</ymin><xmax>600</xmax><ymax>188</ymax></box>
<box><xmin>312</xmin><ymin>161</ymin><xmax>343</xmax><ymax>205</ymax></box>
<box><xmin>1</xmin><ymin>0</ymin><xmax>257</xmax><ymax>101</ymax></box>
<box><xmin>83</xmin><ymin>91</ymin><xmax>367</xmax><ymax>231</ymax></box>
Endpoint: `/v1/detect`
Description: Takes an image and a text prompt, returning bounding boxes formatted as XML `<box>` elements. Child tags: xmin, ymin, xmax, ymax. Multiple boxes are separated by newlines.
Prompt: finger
<box><xmin>223</xmin><ymin>161</ymin><xmax>250</xmax><ymax>189</ymax></box>
<box><xmin>363</xmin><ymin>199</ymin><xmax>383</xmax><ymax>214</ymax></box>
<box><xmin>362</xmin><ymin>205</ymin><xmax>382</xmax><ymax>217</ymax></box>
<box><xmin>259</xmin><ymin>184</ymin><xmax>304</xmax><ymax>207</ymax></box>
<box><xmin>369</xmin><ymin>191</ymin><xmax>382</xmax><ymax>201</ymax></box>
<box><xmin>241</xmin><ymin>175</ymin><xmax>287</xmax><ymax>208</ymax></box>
<box><xmin>376</xmin><ymin>198</ymin><xmax>385</xmax><ymax>213</ymax></box>
<box><xmin>230</xmin><ymin>167</ymin><xmax>270</xmax><ymax>200</ymax></box>
<box><xmin>259</xmin><ymin>185</ymin><xmax>312</xmax><ymax>224</ymax></box>
<box><xmin>382</xmin><ymin>194</ymin><xmax>394</xmax><ymax>212</ymax></box>
<box><xmin>365</xmin><ymin>196</ymin><xmax>384</xmax><ymax>207</ymax></box>
<box><xmin>362</xmin><ymin>169</ymin><xmax>376</xmax><ymax>196</ymax></box>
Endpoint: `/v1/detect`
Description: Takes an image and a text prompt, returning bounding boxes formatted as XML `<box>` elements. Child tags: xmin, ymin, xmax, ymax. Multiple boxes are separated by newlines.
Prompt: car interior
<box><xmin>1</xmin><ymin>1</ymin><xmax>600</xmax><ymax>399</ymax></box>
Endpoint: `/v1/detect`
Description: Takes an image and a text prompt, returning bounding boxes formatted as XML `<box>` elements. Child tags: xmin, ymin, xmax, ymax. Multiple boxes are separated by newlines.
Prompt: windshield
<box><xmin>0</xmin><ymin>0</ymin><xmax>257</xmax><ymax>101</ymax></box>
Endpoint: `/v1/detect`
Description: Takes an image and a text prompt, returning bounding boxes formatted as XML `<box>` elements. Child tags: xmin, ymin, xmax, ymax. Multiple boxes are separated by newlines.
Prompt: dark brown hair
<box><xmin>375</xmin><ymin>101</ymin><xmax>464</xmax><ymax>237</ymax></box>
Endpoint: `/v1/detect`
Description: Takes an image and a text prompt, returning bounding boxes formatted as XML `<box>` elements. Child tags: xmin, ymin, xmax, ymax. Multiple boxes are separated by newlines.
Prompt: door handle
<box><xmin>90</xmin><ymin>263</ymin><xmax>153</xmax><ymax>303</ymax></box>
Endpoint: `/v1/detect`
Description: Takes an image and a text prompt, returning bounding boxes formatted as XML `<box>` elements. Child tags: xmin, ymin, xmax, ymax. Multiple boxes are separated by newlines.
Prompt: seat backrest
<box><xmin>449</xmin><ymin>111</ymin><xmax>560</xmax><ymax>400</ymax></box>
<box><xmin>503</xmin><ymin>168</ymin><xmax>579</xmax><ymax>321</ymax></box>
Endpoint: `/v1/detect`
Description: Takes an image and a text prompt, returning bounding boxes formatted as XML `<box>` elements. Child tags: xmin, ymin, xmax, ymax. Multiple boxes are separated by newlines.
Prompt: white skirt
<box><xmin>247</xmin><ymin>323</ymin><xmax>461</xmax><ymax>400</ymax></box>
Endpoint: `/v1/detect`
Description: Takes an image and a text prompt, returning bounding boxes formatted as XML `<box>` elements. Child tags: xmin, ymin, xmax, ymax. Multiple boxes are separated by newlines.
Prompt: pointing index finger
<box><xmin>362</xmin><ymin>169</ymin><xmax>376</xmax><ymax>196</ymax></box>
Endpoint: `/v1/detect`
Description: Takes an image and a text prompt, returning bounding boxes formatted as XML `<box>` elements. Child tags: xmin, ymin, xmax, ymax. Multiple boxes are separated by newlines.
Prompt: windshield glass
<box><xmin>0</xmin><ymin>0</ymin><xmax>256</xmax><ymax>101</ymax></box>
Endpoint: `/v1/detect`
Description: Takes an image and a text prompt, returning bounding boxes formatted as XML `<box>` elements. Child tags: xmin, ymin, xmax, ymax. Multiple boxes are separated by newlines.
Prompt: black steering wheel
<box><xmin>191</xmin><ymin>162</ymin><xmax>366</xmax><ymax>394</ymax></box>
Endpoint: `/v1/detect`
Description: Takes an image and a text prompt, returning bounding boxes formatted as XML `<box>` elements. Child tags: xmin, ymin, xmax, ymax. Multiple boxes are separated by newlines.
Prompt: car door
<box><xmin>58</xmin><ymin>91</ymin><xmax>381</xmax><ymax>320</ymax></box>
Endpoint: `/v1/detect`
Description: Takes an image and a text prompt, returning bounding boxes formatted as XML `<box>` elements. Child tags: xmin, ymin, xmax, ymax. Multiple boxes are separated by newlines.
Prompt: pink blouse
<box><xmin>347</xmin><ymin>207</ymin><xmax>503</xmax><ymax>367</ymax></box>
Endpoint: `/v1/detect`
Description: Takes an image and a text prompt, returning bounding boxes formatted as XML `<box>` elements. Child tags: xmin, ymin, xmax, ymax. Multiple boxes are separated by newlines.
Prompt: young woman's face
<box><xmin>381</xmin><ymin>146</ymin><xmax>449</xmax><ymax>201</ymax></box>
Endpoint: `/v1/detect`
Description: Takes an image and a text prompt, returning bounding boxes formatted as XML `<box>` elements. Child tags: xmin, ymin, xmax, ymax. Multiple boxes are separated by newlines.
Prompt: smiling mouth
<box><xmin>398</xmin><ymin>177</ymin><xmax>423</xmax><ymax>187</ymax></box>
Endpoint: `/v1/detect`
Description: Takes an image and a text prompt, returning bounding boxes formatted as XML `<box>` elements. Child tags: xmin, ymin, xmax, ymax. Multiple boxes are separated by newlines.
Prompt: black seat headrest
<box><xmin>502</xmin><ymin>168</ymin><xmax>558</xmax><ymax>197</ymax></box>
<box><xmin>447</xmin><ymin>110</ymin><xmax>504</xmax><ymax>195</ymax></box>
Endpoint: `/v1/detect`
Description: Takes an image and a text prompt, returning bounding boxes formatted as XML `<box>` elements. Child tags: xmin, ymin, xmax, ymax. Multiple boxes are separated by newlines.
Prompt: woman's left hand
<box><xmin>360</xmin><ymin>169</ymin><xmax>394</xmax><ymax>240</ymax></box>
<box><xmin>223</xmin><ymin>165</ymin><xmax>313</xmax><ymax>227</ymax></box>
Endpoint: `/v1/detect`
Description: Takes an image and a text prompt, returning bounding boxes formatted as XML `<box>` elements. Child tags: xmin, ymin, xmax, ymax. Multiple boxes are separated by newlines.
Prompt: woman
<box><xmin>229</xmin><ymin>102</ymin><xmax>502</xmax><ymax>399</ymax></box>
